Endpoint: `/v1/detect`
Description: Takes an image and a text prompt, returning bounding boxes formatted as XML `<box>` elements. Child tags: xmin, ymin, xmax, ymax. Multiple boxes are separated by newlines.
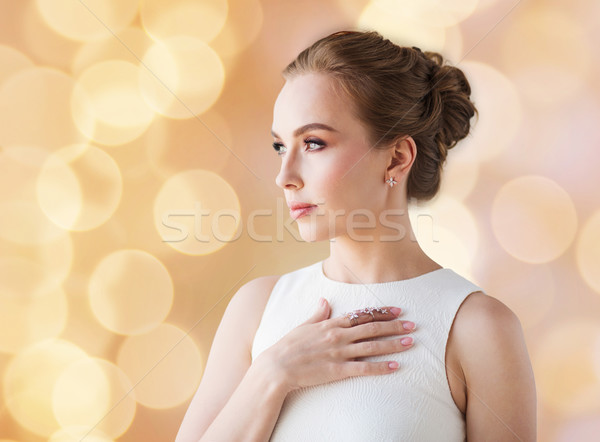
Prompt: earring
<box><xmin>386</xmin><ymin>176</ymin><xmax>397</xmax><ymax>187</ymax></box>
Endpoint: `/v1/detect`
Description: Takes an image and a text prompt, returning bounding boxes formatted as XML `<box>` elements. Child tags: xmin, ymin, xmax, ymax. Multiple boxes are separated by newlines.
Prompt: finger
<box><xmin>302</xmin><ymin>297</ymin><xmax>331</xmax><ymax>325</ymax></box>
<box><xmin>333</xmin><ymin>306</ymin><xmax>400</xmax><ymax>328</ymax></box>
<box><xmin>340</xmin><ymin>360</ymin><xmax>400</xmax><ymax>377</ymax></box>
<box><xmin>348</xmin><ymin>318</ymin><xmax>415</xmax><ymax>342</ymax></box>
<box><xmin>345</xmin><ymin>336</ymin><xmax>414</xmax><ymax>359</ymax></box>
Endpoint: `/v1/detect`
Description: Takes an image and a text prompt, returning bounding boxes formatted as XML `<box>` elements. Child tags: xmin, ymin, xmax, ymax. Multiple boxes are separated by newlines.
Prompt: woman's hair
<box><xmin>282</xmin><ymin>30</ymin><xmax>478</xmax><ymax>202</ymax></box>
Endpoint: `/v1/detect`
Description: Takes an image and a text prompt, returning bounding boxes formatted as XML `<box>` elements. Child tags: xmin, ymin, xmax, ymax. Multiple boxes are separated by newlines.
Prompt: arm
<box><xmin>176</xmin><ymin>276</ymin><xmax>287</xmax><ymax>442</ymax></box>
<box><xmin>456</xmin><ymin>293</ymin><xmax>537</xmax><ymax>441</ymax></box>
<box><xmin>200</xmin><ymin>354</ymin><xmax>290</xmax><ymax>442</ymax></box>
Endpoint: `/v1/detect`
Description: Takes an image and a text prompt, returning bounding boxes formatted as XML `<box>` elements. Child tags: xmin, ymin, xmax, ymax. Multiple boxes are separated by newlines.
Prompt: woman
<box><xmin>176</xmin><ymin>30</ymin><xmax>536</xmax><ymax>441</ymax></box>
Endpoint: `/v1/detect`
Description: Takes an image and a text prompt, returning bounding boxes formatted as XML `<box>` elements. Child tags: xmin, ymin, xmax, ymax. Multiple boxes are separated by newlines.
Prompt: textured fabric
<box><xmin>251</xmin><ymin>259</ymin><xmax>486</xmax><ymax>442</ymax></box>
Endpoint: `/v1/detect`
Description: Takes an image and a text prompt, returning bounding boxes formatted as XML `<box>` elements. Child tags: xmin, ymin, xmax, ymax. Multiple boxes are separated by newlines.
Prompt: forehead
<box><xmin>272</xmin><ymin>72</ymin><xmax>357</xmax><ymax>134</ymax></box>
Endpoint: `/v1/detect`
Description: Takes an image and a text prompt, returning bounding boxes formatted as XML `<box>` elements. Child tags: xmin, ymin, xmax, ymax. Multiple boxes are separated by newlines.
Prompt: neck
<box><xmin>323</xmin><ymin>213</ymin><xmax>441</xmax><ymax>284</ymax></box>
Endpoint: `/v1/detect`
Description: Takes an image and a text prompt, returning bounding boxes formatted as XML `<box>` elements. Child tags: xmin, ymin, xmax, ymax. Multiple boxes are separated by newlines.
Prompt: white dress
<box><xmin>251</xmin><ymin>259</ymin><xmax>486</xmax><ymax>441</ymax></box>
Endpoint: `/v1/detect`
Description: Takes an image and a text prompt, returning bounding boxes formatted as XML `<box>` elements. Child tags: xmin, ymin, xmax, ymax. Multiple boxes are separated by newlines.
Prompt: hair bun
<box><xmin>422</xmin><ymin>51</ymin><xmax>477</xmax><ymax>163</ymax></box>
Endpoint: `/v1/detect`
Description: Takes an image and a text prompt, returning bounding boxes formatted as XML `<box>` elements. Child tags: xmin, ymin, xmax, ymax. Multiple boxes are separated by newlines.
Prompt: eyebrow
<box><xmin>271</xmin><ymin>123</ymin><xmax>339</xmax><ymax>139</ymax></box>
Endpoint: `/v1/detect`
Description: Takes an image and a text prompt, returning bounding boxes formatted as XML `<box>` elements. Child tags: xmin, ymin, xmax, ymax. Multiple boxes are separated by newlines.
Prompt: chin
<box><xmin>296</xmin><ymin>220</ymin><xmax>332</xmax><ymax>243</ymax></box>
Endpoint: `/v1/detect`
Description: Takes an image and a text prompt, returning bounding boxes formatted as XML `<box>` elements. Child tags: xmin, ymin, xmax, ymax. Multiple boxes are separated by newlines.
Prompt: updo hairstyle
<box><xmin>282</xmin><ymin>30</ymin><xmax>478</xmax><ymax>202</ymax></box>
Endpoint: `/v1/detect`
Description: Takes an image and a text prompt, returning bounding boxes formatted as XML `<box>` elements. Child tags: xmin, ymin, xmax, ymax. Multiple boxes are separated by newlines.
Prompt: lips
<box><xmin>288</xmin><ymin>202</ymin><xmax>317</xmax><ymax>210</ymax></box>
<box><xmin>287</xmin><ymin>201</ymin><xmax>317</xmax><ymax>220</ymax></box>
<box><xmin>289</xmin><ymin>205</ymin><xmax>316</xmax><ymax>220</ymax></box>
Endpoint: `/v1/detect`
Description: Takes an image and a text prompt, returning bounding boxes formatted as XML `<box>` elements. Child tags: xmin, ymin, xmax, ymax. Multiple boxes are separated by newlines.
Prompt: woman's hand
<box><xmin>262</xmin><ymin>298</ymin><xmax>416</xmax><ymax>393</ymax></box>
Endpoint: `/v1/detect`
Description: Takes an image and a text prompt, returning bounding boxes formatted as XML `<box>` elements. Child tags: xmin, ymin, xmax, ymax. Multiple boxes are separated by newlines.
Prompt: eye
<box><xmin>305</xmin><ymin>138</ymin><xmax>325</xmax><ymax>151</ymax></box>
<box><xmin>272</xmin><ymin>142</ymin><xmax>285</xmax><ymax>156</ymax></box>
<box><xmin>272</xmin><ymin>138</ymin><xmax>326</xmax><ymax>156</ymax></box>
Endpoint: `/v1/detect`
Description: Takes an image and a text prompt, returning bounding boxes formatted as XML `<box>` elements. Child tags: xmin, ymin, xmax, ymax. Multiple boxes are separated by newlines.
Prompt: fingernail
<box><xmin>401</xmin><ymin>337</ymin><xmax>413</xmax><ymax>345</ymax></box>
<box><xmin>388</xmin><ymin>361</ymin><xmax>399</xmax><ymax>370</ymax></box>
<box><xmin>390</xmin><ymin>307</ymin><xmax>402</xmax><ymax>316</ymax></box>
<box><xmin>403</xmin><ymin>321</ymin><xmax>415</xmax><ymax>330</ymax></box>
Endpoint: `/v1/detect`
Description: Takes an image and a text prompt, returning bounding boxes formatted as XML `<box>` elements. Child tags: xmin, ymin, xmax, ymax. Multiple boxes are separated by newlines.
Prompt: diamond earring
<box><xmin>386</xmin><ymin>176</ymin><xmax>397</xmax><ymax>187</ymax></box>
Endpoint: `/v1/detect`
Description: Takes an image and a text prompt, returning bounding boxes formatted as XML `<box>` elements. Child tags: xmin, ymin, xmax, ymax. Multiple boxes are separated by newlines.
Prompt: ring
<box><xmin>343</xmin><ymin>306</ymin><xmax>389</xmax><ymax>326</ymax></box>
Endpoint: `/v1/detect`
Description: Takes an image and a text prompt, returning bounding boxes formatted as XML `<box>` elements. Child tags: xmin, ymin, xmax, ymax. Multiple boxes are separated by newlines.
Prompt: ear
<box><xmin>386</xmin><ymin>135</ymin><xmax>416</xmax><ymax>180</ymax></box>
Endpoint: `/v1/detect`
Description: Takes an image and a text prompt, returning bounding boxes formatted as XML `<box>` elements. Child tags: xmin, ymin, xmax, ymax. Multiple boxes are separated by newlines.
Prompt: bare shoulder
<box><xmin>453</xmin><ymin>291</ymin><xmax>525</xmax><ymax>367</ymax></box>
<box><xmin>455</xmin><ymin>291</ymin><xmax>519</xmax><ymax>330</ymax></box>
<box><xmin>453</xmin><ymin>291</ymin><xmax>537</xmax><ymax>440</ymax></box>
<box><xmin>233</xmin><ymin>275</ymin><xmax>282</xmax><ymax>353</ymax></box>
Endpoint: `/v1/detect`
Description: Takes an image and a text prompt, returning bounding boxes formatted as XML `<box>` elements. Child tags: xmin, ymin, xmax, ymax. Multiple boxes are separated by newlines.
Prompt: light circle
<box><xmin>36</xmin><ymin>145</ymin><xmax>123</xmax><ymax>231</ymax></box>
<box><xmin>35</xmin><ymin>0</ymin><xmax>139</xmax><ymax>42</ymax></box>
<box><xmin>139</xmin><ymin>36</ymin><xmax>226</xmax><ymax>119</ymax></box>
<box><xmin>0</xmin><ymin>265</ymin><xmax>68</xmax><ymax>354</ymax></box>
<box><xmin>117</xmin><ymin>323</ymin><xmax>203</xmax><ymax>409</ymax></box>
<box><xmin>576</xmin><ymin>210</ymin><xmax>600</xmax><ymax>294</ymax></box>
<box><xmin>153</xmin><ymin>170</ymin><xmax>241</xmax><ymax>255</ymax></box>
<box><xmin>52</xmin><ymin>358</ymin><xmax>136</xmax><ymax>438</ymax></box>
<box><xmin>491</xmin><ymin>175</ymin><xmax>577</xmax><ymax>263</ymax></box>
<box><xmin>533</xmin><ymin>321</ymin><xmax>600</xmax><ymax>415</ymax></box>
<box><xmin>3</xmin><ymin>339</ymin><xmax>88</xmax><ymax>437</ymax></box>
<box><xmin>140</xmin><ymin>0</ymin><xmax>228</xmax><ymax>42</ymax></box>
<box><xmin>71</xmin><ymin>60</ymin><xmax>156</xmax><ymax>146</ymax></box>
<box><xmin>89</xmin><ymin>249</ymin><xmax>174</xmax><ymax>335</ymax></box>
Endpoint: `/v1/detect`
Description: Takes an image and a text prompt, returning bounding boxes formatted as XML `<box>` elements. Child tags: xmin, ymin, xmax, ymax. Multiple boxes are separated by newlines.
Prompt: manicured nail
<box><xmin>388</xmin><ymin>361</ymin><xmax>399</xmax><ymax>369</ymax></box>
<box><xmin>401</xmin><ymin>337</ymin><xmax>413</xmax><ymax>345</ymax></box>
<box><xmin>403</xmin><ymin>321</ymin><xmax>415</xmax><ymax>330</ymax></box>
<box><xmin>390</xmin><ymin>307</ymin><xmax>402</xmax><ymax>316</ymax></box>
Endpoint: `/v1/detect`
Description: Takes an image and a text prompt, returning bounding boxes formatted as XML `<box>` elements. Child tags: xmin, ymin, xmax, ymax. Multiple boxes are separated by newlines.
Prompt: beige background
<box><xmin>0</xmin><ymin>0</ymin><xmax>598</xmax><ymax>440</ymax></box>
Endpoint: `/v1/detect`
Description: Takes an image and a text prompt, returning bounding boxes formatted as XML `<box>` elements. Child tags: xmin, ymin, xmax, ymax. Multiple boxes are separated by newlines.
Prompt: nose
<box><xmin>275</xmin><ymin>154</ymin><xmax>303</xmax><ymax>190</ymax></box>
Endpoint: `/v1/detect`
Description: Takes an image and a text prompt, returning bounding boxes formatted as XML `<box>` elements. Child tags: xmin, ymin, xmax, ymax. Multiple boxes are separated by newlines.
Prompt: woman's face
<box><xmin>271</xmin><ymin>72</ymin><xmax>395</xmax><ymax>242</ymax></box>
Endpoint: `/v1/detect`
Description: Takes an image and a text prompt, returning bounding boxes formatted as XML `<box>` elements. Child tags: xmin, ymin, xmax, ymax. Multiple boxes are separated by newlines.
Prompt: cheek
<box><xmin>327</xmin><ymin>147</ymin><xmax>367</xmax><ymax>183</ymax></box>
<box><xmin>317</xmin><ymin>149</ymin><xmax>380</xmax><ymax>207</ymax></box>
<box><xmin>312</xmin><ymin>165</ymin><xmax>340</xmax><ymax>203</ymax></box>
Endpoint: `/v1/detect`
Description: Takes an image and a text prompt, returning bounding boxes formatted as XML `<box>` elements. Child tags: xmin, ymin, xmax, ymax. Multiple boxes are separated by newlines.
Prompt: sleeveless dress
<box><xmin>251</xmin><ymin>259</ymin><xmax>487</xmax><ymax>442</ymax></box>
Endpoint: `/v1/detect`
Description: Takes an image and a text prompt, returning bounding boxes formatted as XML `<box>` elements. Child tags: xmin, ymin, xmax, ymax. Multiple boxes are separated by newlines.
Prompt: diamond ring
<box><xmin>343</xmin><ymin>306</ymin><xmax>389</xmax><ymax>326</ymax></box>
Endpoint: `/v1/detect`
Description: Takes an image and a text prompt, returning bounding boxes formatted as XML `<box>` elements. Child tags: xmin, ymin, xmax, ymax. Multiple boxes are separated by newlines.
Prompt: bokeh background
<box><xmin>0</xmin><ymin>0</ymin><xmax>598</xmax><ymax>440</ymax></box>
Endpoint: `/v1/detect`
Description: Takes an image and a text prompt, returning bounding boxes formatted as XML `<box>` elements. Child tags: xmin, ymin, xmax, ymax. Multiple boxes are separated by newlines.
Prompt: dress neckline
<box><xmin>316</xmin><ymin>259</ymin><xmax>447</xmax><ymax>287</ymax></box>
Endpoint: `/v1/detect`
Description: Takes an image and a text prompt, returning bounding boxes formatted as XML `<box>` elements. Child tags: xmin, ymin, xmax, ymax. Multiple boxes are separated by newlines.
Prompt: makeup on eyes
<box><xmin>272</xmin><ymin>137</ymin><xmax>326</xmax><ymax>155</ymax></box>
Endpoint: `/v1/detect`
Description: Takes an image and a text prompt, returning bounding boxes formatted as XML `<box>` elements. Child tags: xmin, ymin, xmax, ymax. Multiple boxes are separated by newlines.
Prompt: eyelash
<box><xmin>272</xmin><ymin>138</ymin><xmax>325</xmax><ymax>156</ymax></box>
